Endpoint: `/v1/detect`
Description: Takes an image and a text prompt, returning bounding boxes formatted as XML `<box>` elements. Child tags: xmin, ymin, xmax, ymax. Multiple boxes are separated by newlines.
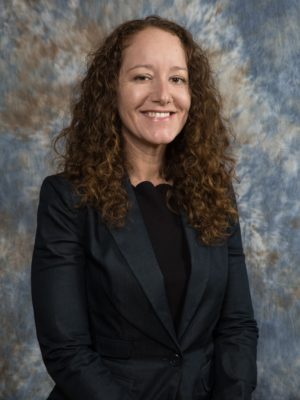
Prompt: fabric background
<box><xmin>1</xmin><ymin>1</ymin><xmax>299</xmax><ymax>399</ymax></box>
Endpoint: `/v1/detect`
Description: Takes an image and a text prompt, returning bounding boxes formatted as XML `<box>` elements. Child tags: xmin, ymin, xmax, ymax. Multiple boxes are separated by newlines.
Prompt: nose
<box><xmin>151</xmin><ymin>79</ymin><xmax>172</xmax><ymax>105</ymax></box>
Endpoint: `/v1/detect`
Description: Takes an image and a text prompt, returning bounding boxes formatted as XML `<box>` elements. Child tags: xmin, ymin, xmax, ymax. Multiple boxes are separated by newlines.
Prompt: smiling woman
<box><xmin>31</xmin><ymin>15</ymin><xmax>258</xmax><ymax>400</ymax></box>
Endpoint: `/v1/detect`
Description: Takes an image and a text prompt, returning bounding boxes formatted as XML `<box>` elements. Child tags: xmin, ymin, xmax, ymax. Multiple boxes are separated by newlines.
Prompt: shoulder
<box><xmin>41</xmin><ymin>173</ymin><xmax>73</xmax><ymax>192</ymax></box>
<box><xmin>39</xmin><ymin>173</ymin><xmax>80</xmax><ymax>213</ymax></box>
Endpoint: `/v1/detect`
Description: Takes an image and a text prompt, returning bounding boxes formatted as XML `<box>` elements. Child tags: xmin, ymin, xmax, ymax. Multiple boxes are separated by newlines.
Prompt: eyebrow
<box><xmin>126</xmin><ymin>64</ymin><xmax>188</xmax><ymax>72</ymax></box>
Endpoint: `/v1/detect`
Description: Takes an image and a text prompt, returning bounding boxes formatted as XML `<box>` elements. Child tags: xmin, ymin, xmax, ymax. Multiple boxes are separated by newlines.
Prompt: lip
<box><xmin>140</xmin><ymin>110</ymin><xmax>177</xmax><ymax>121</ymax></box>
<box><xmin>140</xmin><ymin>110</ymin><xmax>177</xmax><ymax>113</ymax></box>
<box><xmin>140</xmin><ymin>111</ymin><xmax>176</xmax><ymax>121</ymax></box>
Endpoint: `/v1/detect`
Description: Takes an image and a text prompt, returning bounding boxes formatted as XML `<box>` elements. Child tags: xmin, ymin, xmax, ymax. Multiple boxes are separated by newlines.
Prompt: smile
<box><xmin>142</xmin><ymin>111</ymin><xmax>176</xmax><ymax>120</ymax></box>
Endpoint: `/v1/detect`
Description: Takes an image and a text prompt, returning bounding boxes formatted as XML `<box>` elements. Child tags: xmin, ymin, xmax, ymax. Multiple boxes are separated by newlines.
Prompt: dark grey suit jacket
<box><xmin>31</xmin><ymin>174</ymin><xmax>258</xmax><ymax>400</ymax></box>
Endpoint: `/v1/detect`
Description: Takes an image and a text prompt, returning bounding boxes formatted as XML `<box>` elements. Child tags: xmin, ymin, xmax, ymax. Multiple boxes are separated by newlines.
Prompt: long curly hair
<box><xmin>54</xmin><ymin>15</ymin><xmax>238</xmax><ymax>245</ymax></box>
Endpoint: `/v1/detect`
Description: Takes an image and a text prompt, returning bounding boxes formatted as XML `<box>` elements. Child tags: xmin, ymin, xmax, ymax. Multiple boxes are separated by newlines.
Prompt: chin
<box><xmin>150</xmin><ymin>132</ymin><xmax>180</xmax><ymax>145</ymax></box>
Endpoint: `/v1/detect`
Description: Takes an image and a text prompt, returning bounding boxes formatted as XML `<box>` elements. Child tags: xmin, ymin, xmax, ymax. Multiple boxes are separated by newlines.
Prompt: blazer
<box><xmin>31</xmin><ymin>174</ymin><xmax>258</xmax><ymax>400</ymax></box>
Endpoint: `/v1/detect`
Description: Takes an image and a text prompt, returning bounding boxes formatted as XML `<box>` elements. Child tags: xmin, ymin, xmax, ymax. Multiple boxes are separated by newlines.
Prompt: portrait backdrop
<box><xmin>1</xmin><ymin>1</ymin><xmax>299</xmax><ymax>399</ymax></box>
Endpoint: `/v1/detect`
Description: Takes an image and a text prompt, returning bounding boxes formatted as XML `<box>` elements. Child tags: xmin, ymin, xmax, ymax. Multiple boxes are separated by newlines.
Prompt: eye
<box><xmin>133</xmin><ymin>75</ymin><xmax>152</xmax><ymax>81</ymax></box>
<box><xmin>170</xmin><ymin>76</ymin><xmax>187</xmax><ymax>84</ymax></box>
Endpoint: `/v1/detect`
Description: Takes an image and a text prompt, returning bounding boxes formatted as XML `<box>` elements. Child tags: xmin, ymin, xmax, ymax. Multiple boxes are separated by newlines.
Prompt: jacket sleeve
<box><xmin>211</xmin><ymin>220</ymin><xmax>259</xmax><ymax>400</ymax></box>
<box><xmin>31</xmin><ymin>175</ymin><xmax>133</xmax><ymax>400</ymax></box>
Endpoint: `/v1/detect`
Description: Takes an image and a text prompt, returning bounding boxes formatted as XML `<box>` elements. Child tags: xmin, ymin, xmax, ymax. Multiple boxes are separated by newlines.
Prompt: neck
<box><xmin>124</xmin><ymin>137</ymin><xmax>169</xmax><ymax>187</ymax></box>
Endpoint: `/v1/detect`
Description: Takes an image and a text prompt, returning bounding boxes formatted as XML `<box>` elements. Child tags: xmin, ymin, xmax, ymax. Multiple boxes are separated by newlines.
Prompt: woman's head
<box><xmin>55</xmin><ymin>16</ymin><xmax>238</xmax><ymax>244</ymax></box>
<box><xmin>82</xmin><ymin>16</ymin><xmax>217</xmax><ymax>143</ymax></box>
<box><xmin>117</xmin><ymin>27</ymin><xmax>191</xmax><ymax>153</ymax></box>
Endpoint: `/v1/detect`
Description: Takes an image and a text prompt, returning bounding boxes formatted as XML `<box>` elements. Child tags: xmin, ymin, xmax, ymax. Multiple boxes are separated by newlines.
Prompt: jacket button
<box><xmin>169</xmin><ymin>353</ymin><xmax>182</xmax><ymax>367</ymax></box>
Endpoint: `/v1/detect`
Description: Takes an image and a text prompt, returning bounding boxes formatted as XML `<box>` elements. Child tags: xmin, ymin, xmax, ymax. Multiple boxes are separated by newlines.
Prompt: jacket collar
<box><xmin>177</xmin><ymin>214</ymin><xmax>211</xmax><ymax>340</ymax></box>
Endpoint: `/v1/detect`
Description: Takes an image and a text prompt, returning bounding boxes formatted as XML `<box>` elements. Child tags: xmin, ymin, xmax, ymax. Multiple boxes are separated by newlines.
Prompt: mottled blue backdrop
<box><xmin>1</xmin><ymin>1</ymin><xmax>299</xmax><ymax>399</ymax></box>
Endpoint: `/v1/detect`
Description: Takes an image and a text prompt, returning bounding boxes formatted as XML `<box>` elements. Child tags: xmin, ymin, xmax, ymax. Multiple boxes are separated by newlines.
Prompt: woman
<box><xmin>31</xmin><ymin>16</ymin><xmax>258</xmax><ymax>400</ymax></box>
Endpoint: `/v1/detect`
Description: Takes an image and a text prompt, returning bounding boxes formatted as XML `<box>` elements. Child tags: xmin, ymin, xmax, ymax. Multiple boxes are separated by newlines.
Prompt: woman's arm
<box><xmin>31</xmin><ymin>175</ymin><xmax>133</xmax><ymax>400</ymax></box>
<box><xmin>211</xmin><ymin>221</ymin><xmax>259</xmax><ymax>400</ymax></box>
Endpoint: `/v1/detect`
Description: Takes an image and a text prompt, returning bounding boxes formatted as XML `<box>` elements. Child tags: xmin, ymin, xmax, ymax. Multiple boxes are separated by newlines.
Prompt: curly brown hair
<box><xmin>54</xmin><ymin>15</ymin><xmax>238</xmax><ymax>245</ymax></box>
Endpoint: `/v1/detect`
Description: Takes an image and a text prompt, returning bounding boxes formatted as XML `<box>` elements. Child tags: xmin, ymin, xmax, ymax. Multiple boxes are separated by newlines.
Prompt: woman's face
<box><xmin>117</xmin><ymin>28</ymin><xmax>191</xmax><ymax>151</ymax></box>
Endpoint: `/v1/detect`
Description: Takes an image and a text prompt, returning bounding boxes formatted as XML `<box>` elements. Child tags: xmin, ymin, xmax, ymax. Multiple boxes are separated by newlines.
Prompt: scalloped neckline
<box><xmin>131</xmin><ymin>181</ymin><xmax>172</xmax><ymax>189</ymax></box>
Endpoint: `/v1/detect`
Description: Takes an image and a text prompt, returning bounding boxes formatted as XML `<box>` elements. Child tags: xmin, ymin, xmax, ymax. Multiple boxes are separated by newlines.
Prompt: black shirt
<box><xmin>133</xmin><ymin>181</ymin><xmax>191</xmax><ymax>333</ymax></box>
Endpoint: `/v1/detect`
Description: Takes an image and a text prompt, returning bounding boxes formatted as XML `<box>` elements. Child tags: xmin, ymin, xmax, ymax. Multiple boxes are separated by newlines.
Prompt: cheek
<box><xmin>117</xmin><ymin>90</ymin><xmax>141</xmax><ymax>130</ymax></box>
<box><xmin>117</xmin><ymin>102</ymin><xmax>131</xmax><ymax>126</ymax></box>
<box><xmin>118</xmin><ymin>85</ymin><xmax>145</xmax><ymax>111</ymax></box>
<box><xmin>117</xmin><ymin>91</ymin><xmax>133</xmax><ymax>124</ymax></box>
<box><xmin>179</xmin><ymin>90</ymin><xmax>191</xmax><ymax>113</ymax></box>
<box><xmin>185</xmin><ymin>92</ymin><xmax>192</xmax><ymax>111</ymax></box>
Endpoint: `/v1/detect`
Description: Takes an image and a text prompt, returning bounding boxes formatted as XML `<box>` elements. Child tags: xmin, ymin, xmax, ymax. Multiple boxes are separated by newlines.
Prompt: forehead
<box><xmin>121</xmin><ymin>27</ymin><xmax>187</xmax><ymax>67</ymax></box>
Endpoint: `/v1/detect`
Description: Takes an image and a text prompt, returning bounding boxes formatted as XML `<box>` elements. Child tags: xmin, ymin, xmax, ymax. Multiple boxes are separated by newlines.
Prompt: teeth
<box><xmin>145</xmin><ymin>112</ymin><xmax>171</xmax><ymax>118</ymax></box>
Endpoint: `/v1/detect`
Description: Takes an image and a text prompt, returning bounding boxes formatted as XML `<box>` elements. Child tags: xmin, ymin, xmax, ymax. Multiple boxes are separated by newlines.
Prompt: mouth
<box><xmin>141</xmin><ymin>111</ymin><xmax>176</xmax><ymax>120</ymax></box>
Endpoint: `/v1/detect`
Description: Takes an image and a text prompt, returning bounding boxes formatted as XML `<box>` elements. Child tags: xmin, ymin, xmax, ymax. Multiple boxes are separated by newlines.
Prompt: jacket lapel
<box><xmin>107</xmin><ymin>180</ymin><xmax>179</xmax><ymax>347</ymax></box>
<box><xmin>177</xmin><ymin>213</ymin><xmax>211</xmax><ymax>340</ymax></box>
